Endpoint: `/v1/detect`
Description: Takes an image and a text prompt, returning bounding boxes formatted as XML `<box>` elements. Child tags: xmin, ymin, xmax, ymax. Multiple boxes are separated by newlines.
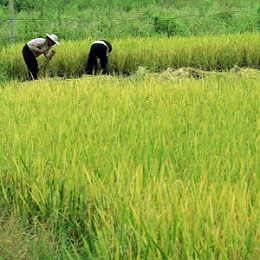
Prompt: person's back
<box><xmin>86</xmin><ymin>40</ymin><xmax>112</xmax><ymax>75</ymax></box>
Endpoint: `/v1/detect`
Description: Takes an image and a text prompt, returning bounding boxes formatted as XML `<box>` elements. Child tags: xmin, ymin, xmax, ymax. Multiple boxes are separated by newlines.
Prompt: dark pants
<box><xmin>22</xmin><ymin>44</ymin><xmax>39</xmax><ymax>80</ymax></box>
<box><xmin>86</xmin><ymin>43</ymin><xmax>108</xmax><ymax>75</ymax></box>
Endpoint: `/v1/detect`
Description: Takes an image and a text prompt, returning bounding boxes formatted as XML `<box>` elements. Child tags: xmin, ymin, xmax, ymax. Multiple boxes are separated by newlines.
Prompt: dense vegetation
<box><xmin>2</xmin><ymin>72</ymin><xmax>260</xmax><ymax>259</ymax></box>
<box><xmin>0</xmin><ymin>32</ymin><xmax>260</xmax><ymax>81</ymax></box>
<box><xmin>0</xmin><ymin>0</ymin><xmax>260</xmax><ymax>44</ymax></box>
<box><xmin>1</xmin><ymin>1</ymin><xmax>260</xmax><ymax>259</ymax></box>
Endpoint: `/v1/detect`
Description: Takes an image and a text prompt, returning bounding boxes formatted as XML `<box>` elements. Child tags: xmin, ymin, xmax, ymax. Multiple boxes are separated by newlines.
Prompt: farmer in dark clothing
<box><xmin>86</xmin><ymin>40</ymin><xmax>112</xmax><ymax>75</ymax></box>
<box><xmin>22</xmin><ymin>33</ymin><xmax>60</xmax><ymax>80</ymax></box>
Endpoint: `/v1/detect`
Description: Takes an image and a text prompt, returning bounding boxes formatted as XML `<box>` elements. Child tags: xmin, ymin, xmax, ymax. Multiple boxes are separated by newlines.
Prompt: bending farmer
<box><xmin>86</xmin><ymin>40</ymin><xmax>112</xmax><ymax>75</ymax></box>
<box><xmin>22</xmin><ymin>33</ymin><xmax>60</xmax><ymax>80</ymax></box>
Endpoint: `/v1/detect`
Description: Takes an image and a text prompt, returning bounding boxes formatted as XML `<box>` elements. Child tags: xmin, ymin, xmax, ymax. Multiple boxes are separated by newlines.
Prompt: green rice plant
<box><xmin>1</xmin><ymin>32</ymin><xmax>260</xmax><ymax>80</ymax></box>
<box><xmin>1</xmin><ymin>72</ymin><xmax>260</xmax><ymax>259</ymax></box>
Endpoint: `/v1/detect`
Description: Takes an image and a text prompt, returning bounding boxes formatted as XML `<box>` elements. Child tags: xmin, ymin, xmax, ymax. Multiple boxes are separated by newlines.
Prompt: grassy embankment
<box><xmin>0</xmin><ymin>0</ymin><xmax>260</xmax><ymax>43</ymax></box>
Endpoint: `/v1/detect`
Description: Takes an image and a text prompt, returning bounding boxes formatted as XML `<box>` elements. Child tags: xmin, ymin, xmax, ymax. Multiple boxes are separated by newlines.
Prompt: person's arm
<box><xmin>44</xmin><ymin>49</ymin><xmax>56</xmax><ymax>60</ymax></box>
<box><xmin>101</xmin><ymin>55</ymin><xmax>109</xmax><ymax>74</ymax></box>
<box><xmin>27</xmin><ymin>38</ymin><xmax>46</xmax><ymax>56</ymax></box>
<box><xmin>105</xmin><ymin>56</ymin><xmax>108</xmax><ymax>65</ymax></box>
<box><xmin>44</xmin><ymin>50</ymin><xmax>50</xmax><ymax>59</ymax></box>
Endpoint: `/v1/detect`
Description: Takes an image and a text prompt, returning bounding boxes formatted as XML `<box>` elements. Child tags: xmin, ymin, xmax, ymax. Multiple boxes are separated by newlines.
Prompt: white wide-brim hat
<box><xmin>46</xmin><ymin>33</ymin><xmax>60</xmax><ymax>45</ymax></box>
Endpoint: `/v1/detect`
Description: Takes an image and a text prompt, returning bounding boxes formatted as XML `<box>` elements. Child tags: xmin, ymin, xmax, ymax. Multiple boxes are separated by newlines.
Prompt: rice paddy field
<box><xmin>1</xmin><ymin>32</ymin><xmax>260</xmax><ymax>80</ymax></box>
<box><xmin>1</xmin><ymin>33</ymin><xmax>260</xmax><ymax>259</ymax></box>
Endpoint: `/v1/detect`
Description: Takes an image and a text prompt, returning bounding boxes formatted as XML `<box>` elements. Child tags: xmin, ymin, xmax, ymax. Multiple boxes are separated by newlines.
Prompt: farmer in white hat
<box><xmin>86</xmin><ymin>40</ymin><xmax>112</xmax><ymax>75</ymax></box>
<box><xmin>22</xmin><ymin>33</ymin><xmax>60</xmax><ymax>80</ymax></box>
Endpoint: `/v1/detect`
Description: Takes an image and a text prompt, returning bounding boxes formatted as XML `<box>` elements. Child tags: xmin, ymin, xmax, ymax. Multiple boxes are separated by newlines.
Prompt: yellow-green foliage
<box><xmin>1</xmin><ymin>32</ymin><xmax>260</xmax><ymax>80</ymax></box>
<box><xmin>1</xmin><ymin>73</ymin><xmax>260</xmax><ymax>259</ymax></box>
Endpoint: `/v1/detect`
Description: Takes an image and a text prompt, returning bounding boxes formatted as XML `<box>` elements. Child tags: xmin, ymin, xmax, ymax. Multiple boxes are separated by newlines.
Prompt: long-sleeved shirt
<box><xmin>27</xmin><ymin>38</ymin><xmax>51</xmax><ymax>58</ymax></box>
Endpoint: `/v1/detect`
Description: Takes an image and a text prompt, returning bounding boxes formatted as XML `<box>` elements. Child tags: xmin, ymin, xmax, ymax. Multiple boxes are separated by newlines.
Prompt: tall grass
<box><xmin>1</xmin><ymin>32</ymin><xmax>260</xmax><ymax>81</ymax></box>
<box><xmin>1</xmin><ymin>0</ymin><xmax>260</xmax><ymax>43</ymax></box>
<box><xmin>1</xmin><ymin>73</ymin><xmax>260</xmax><ymax>259</ymax></box>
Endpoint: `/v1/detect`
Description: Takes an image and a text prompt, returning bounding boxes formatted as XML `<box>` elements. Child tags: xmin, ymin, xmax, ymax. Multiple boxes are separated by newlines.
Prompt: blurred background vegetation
<box><xmin>0</xmin><ymin>0</ymin><xmax>260</xmax><ymax>45</ymax></box>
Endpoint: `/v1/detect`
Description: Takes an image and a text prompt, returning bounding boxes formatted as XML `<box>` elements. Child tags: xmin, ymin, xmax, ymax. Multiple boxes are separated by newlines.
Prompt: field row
<box><xmin>1</xmin><ymin>74</ymin><xmax>260</xmax><ymax>259</ymax></box>
<box><xmin>1</xmin><ymin>32</ymin><xmax>260</xmax><ymax>81</ymax></box>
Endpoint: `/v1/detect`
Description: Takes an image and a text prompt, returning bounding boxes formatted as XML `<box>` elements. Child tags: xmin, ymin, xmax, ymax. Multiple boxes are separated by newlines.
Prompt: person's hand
<box><xmin>39</xmin><ymin>49</ymin><xmax>45</xmax><ymax>54</ymax></box>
